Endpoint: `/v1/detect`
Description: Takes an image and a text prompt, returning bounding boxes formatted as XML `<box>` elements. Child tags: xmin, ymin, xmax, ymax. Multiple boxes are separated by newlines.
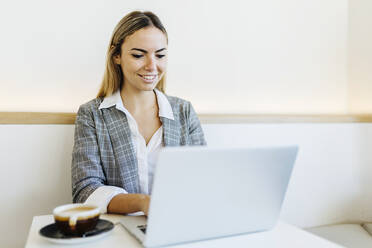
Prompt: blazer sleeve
<box><xmin>71</xmin><ymin>104</ymin><xmax>106</xmax><ymax>203</ymax></box>
<box><xmin>187</xmin><ymin>102</ymin><xmax>207</xmax><ymax>146</ymax></box>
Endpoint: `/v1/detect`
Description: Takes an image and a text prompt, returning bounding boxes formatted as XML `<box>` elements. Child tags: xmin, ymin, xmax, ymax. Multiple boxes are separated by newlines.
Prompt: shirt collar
<box><xmin>154</xmin><ymin>88</ymin><xmax>174</xmax><ymax>120</ymax></box>
<box><xmin>98</xmin><ymin>90</ymin><xmax>122</xmax><ymax>109</ymax></box>
<box><xmin>99</xmin><ymin>88</ymin><xmax>174</xmax><ymax>120</ymax></box>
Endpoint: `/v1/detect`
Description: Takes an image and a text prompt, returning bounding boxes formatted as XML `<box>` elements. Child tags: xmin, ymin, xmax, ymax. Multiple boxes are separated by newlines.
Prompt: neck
<box><xmin>120</xmin><ymin>85</ymin><xmax>157</xmax><ymax>114</ymax></box>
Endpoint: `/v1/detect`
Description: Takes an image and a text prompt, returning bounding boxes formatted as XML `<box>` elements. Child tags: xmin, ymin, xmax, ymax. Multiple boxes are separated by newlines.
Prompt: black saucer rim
<box><xmin>39</xmin><ymin>219</ymin><xmax>114</xmax><ymax>239</ymax></box>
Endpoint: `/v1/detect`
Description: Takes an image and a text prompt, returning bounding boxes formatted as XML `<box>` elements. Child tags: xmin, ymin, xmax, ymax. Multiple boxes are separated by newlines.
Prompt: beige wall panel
<box><xmin>0</xmin><ymin>0</ymin><xmax>348</xmax><ymax>114</ymax></box>
<box><xmin>348</xmin><ymin>0</ymin><xmax>372</xmax><ymax>113</ymax></box>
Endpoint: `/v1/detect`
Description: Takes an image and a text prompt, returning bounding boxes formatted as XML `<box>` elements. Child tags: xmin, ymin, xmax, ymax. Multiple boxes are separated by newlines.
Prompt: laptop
<box><xmin>120</xmin><ymin>146</ymin><xmax>298</xmax><ymax>247</ymax></box>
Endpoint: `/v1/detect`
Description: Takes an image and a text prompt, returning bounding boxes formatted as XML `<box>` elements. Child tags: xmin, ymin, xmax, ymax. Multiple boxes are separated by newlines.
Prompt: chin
<box><xmin>141</xmin><ymin>81</ymin><xmax>159</xmax><ymax>91</ymax></box>
<box><xmin>139</xmin><ymin>84</ymin><xmax>156</xmax><ymax>92</ymax></box>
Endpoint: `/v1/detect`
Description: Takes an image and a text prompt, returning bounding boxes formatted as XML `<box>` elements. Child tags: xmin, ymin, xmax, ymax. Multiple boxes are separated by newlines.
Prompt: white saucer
<box><xmin>41</xmin><ymin>229</ymin><xmax>113</xmax><ymax>245</ymax></box>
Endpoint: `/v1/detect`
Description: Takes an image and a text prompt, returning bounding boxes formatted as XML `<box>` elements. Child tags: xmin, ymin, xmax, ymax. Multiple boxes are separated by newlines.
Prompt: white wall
<box><xmin>0</xmin><ymin>0</ymin><xmax>350</xmax><ymax>114</ymax></box>
<box><xmin>348</xmin><ymin>0</ymin><xmax>372</xmax><ymax>113</ymax></box>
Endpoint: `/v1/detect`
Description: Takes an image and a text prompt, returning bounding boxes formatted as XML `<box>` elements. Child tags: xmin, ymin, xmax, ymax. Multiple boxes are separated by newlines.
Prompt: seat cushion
<box><xmin>362</xmin><ymin>223</ymin><xmax>372</xmax><ymax>236</ymax></box>
<box><xmin>306</xmin><ymin>224</ymin><xmax>372</xmax><ymax>248</ymax></box>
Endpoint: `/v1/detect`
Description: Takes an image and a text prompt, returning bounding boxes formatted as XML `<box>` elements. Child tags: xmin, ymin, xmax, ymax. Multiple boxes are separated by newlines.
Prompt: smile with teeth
<box><xmin>139</xmin><ymin>74</ymin><xmax>157</xmax><ymax>82</ymax></box>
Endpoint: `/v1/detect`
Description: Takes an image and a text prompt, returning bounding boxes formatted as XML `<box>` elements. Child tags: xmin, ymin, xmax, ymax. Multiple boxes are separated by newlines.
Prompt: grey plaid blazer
<box><xmin>72</xmin><ymin>95</ymin><xmax>206</xmax><ymax>203</ymax></box>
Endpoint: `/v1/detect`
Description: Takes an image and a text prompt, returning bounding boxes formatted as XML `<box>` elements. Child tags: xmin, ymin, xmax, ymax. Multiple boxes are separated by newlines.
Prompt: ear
<box><xmin>113</xmin><ymin>54</ymin><xmax>121</xmax><ymax>65</ymax></box>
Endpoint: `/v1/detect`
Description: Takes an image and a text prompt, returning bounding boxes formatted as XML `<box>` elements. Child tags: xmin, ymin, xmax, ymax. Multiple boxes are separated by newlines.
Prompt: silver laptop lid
<box><xmin>145</xmin><ymin>146</ymin><xmax>298</xmax><ymax>247</ymax></box>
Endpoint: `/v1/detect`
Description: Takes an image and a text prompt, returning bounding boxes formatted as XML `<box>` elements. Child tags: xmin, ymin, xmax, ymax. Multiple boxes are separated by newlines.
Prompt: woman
<box><xmin>71</xmin><ymin>11</ymin><xmax>206</xmax><ymax>216</ymax></box>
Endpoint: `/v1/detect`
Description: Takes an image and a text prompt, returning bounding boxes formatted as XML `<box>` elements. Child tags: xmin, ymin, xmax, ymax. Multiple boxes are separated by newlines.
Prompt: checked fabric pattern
<box><xmin>72</xmin><ymin>95</ymin><xmax>206</xmax><ymax>203</ymax></box>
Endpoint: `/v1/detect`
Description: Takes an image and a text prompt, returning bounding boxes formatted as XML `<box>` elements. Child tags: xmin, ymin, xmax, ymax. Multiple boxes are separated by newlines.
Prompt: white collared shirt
<box><xmin>84</xmin><ymin>88</ymin><xmax>174</xmax><ymax>213</ymax></box>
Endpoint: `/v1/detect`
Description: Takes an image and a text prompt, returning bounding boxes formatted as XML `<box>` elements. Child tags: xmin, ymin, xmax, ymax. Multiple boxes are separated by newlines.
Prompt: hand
<box><xmin>107</xmin><ymin>193</ymin><xmax>151</xmax><ymax>215</ymax></box>
<box><xmin>140</xmin><ymin>194</ymin><xmax>150</xmax><ymax>216</ymax></box>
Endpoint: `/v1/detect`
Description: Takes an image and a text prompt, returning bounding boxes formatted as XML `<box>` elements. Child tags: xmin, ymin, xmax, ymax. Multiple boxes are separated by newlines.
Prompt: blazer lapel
<box><xmin>161</xmin><ymin>116</ymin><xmax>181</xmax><ymax>146</ymax></box>
<box><xmin>101</xmin><ymin>107</ymin><xmax>140</xmax><ymax>193</ymax></box>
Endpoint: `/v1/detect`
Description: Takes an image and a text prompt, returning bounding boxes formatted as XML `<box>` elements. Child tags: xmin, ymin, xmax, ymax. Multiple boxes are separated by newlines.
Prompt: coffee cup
<box><xmin>53</xmin><ymin>203</ymin><xmax>100</xmax><ymax>236</ymax></box>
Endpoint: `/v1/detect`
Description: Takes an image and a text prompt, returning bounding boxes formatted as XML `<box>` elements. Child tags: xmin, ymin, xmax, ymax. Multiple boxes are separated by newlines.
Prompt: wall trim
<box><xmin>1</xmin><ymin>112</ymin><xmax>372</xmax><ymax>124</ymax></box>
<box><xmin>0</xmin><ymin>112</ymin><xmax>76</xmax><ymax>124</ymax></box>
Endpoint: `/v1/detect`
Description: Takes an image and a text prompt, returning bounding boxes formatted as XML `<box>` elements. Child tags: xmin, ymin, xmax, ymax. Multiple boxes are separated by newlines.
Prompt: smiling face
<box><xmin>114</xmin><ymin>26</ymin><xmax>168</xmax><ymax>93</ymax></box>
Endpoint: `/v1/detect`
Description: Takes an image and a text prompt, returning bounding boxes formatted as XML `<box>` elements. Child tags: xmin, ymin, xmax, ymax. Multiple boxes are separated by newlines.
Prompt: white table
<box><xmin>25</xmin><ymin>215</ymin><xmax>344</xmax><ymax>248</ymax></box>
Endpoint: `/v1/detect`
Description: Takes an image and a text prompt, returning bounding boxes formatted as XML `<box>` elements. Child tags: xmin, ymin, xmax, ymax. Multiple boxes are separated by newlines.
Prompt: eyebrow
<box><xmin>130</xmin><ymin>48</ymin><xmax>167</xmax><ymax>53</ymax></box>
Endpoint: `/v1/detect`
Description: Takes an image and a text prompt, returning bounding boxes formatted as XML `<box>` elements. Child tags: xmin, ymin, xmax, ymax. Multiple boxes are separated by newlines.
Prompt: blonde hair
<box><xmin>97</xmin><ymin>11</ymin><xmax>168</xmax><ymax>98</ymax></box>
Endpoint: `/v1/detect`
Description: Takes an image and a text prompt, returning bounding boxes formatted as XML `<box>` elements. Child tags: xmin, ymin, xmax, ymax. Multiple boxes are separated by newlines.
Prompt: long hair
<box><xmin>97</xmin><ymin>11</ymin><xmax>168</xmax><ymax>98</ymax></box>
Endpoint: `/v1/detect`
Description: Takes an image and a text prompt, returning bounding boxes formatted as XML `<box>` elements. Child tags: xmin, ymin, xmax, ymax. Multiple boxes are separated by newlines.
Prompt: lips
<box><xmin>138</xmin><ymin>74</ymin><xmax>158</xmax><ymax>83</ymax></box>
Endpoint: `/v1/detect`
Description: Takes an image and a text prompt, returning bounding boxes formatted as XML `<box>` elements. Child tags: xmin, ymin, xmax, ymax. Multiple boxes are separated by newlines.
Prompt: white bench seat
<box><xmin>307</xmin><ymin>224</ymin><xmax>372</xmax><ymax>248</ymax></box>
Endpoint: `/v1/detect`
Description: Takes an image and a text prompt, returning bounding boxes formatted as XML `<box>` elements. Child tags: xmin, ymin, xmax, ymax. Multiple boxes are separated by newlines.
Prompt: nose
<box><xmin>144</xmin><ymin>56</ymin><xmax>156</xmax><ymax>72</ymax></box>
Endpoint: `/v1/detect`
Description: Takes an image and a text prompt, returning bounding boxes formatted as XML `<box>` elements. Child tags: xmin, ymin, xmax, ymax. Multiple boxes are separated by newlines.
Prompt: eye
<box><xmin>156</xmin><ymin>54</ymin><xmax>166</xmax><ymax>59</ymax></box>
<box><xmin>131</xmin><ymin>54</ymin><xmax>143</xmax><ymax>58</ymax></box>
